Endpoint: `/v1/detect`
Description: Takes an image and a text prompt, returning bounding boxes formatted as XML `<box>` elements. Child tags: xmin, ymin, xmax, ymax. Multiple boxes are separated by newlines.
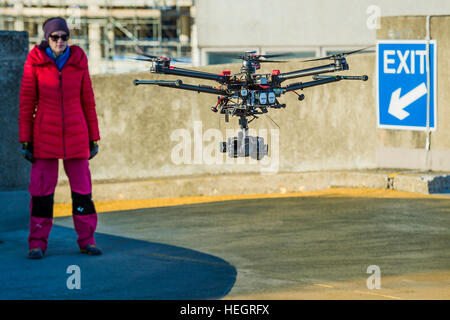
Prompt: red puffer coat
<box><xmin>19</xmin><ymin>45</ymin><xmax>100</xmax><ymax>159</ymax></box>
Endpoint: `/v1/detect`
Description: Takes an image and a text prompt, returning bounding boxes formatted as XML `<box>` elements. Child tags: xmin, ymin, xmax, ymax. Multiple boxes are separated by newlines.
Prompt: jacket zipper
<box><xmin>59</xmin><ymin>71</ymin><xmax>66</xmax><ymax>158</ymax></box>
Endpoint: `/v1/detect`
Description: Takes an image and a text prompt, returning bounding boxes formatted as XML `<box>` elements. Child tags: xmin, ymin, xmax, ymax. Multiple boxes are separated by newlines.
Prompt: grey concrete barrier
<box><xmin>0</xmin><ymin>31</ymin><xmax>29</xmax><ymax>231</ymax></box>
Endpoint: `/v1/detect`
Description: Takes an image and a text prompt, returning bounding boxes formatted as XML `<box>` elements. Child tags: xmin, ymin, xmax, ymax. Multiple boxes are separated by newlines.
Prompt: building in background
<box><xmin>0</xmin><ymin>0</ymin><xmax>193</xmax><ymax>74</ymax></box>
<box><xmin>2</xmin><ymin>0</ymin><xmax>450</xmax><ymax>73</ymax></box>
<box><xmin>193</xmin><ymin>0</ymin><xmax>450</xmax><ymax>66</ymax></box>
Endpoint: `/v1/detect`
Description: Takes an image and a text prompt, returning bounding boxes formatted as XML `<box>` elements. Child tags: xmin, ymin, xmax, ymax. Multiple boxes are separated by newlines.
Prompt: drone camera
<box><xmin>298</xmin><ymin>94</ymin><xmax>305</xmax><ymax>101</ymax></box>
<box><xmin>220</xmin><ymin>134</ymin><xmax>268</xmax><ymax>160</ymax></box>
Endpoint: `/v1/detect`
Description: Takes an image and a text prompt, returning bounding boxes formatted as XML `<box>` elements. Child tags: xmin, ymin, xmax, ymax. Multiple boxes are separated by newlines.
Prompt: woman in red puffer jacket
<box><xmin>19</xmin><ymin>17</ymin><xmax>102</xmax><ymax>259</ymax></box>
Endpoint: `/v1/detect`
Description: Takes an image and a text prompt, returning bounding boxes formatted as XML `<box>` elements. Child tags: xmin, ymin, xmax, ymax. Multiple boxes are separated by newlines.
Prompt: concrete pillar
<box><xmin>190</xmin><ymin>6</ymin><xmax>200</xmax><ymax>67</ymax></box>
<box><xmin>88</xmin><ymin>23</ymin><xmax>102</xmax><ymax>74</ymax></box>
<box><xmin>0</xmin><ymin>31</ymin><xmax>30</xmax><ymax>232</ymax></box>
<box><xmin>37</xmin><ymin>20</ymin><xmax>44</xmax><ymax>40</ymax></box>
<box><xmin>88</xmin><ymin>5</ymin><xmax>102</xmax><ymax>74</ymax></box>
<box><xmin>13</xmin><ymin>2</ymin><xmax>24</xmax><ymax>31</ymax></box>
<box><xmin>179</xmin><ymin>12</ymin><xmax>190</xmax><ymax>44</ymax></box>
<box><xmin>104</xmin><ymin>21</ymin><xmax>115</xmax><ymax>74</ymax></box>
<box><xmin>106</xmin><ymin>22</ymin><xmax>115</xmax><ymax>59</ymax></box>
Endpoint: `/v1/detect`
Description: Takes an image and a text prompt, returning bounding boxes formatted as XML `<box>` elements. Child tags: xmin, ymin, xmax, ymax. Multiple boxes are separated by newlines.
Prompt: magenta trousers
<box><xmin>28</xmin><ymin>159</ymin><xmax>97</xmax><ymax>252</ymax></box>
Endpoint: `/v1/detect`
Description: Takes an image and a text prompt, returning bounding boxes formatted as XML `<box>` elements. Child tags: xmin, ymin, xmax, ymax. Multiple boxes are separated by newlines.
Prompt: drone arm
<box><xmin>174</xmin><ymin>82</ymin><xmax>228</xmax><ymax>95</ymax></box>
<box><xmin>276</xmin><ymin>63</ymin><xmax>346</xmax><ymax>82</ymax></box>
<box><xmin>281</xmin><ymin>74</ymin><xmax>368</xmax><ymax>92</ymax></box>
<box><xmin>281</xmin><ymin>75</ymin><xmax>344</xmax><ymax>92</ymax></box>
<box><xmin>133</xmin><ymin>79</ymin><xmax>228</xmax><ymax>96</ymax></box>
<box><xmin>157</xmin><ymin>67</ymin><xmax>226</xmax><ymax>83</ymax></box>
<box><xmin>313</xmin><ymin>75</ymin><xmax>368</xmax><ymax>81</ymax></box>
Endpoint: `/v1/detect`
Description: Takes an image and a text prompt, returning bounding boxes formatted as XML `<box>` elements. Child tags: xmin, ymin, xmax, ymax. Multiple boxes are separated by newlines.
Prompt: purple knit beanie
<box><xmin>43</xmin><ymin>17</ymin><xmax>70</xmax><ymax>41</ymax></box>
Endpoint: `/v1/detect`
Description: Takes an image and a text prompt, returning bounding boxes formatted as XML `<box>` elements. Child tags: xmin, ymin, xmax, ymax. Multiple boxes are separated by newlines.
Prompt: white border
<box><xmin>376</xmin><ymin>40</ymin><xmax>437</xmax><ymax>131</ymax></box>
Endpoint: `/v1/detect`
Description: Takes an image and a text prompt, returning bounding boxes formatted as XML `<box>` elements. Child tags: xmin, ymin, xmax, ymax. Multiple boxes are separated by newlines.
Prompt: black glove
<box><xmin>21</xmin><ymin>142</ymin><xmax>35</xmax><ymax>163</ymax></box>
<box><xmin>89</xmin><ymin>141</ymin><xmax>99</xmax><ymax>160</ymax></box>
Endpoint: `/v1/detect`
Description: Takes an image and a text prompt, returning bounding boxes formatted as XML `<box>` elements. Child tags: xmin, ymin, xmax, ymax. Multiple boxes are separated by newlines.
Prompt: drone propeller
<box><xmin>134</xmin><ymin>46</ymin><xmax>160</xmax><ymax>61</ymax></box>
<box><xmin>133</xmin><ymin>45</ymin><xmax>186</xmax><ymax>63</ymax></box>
<box><xmin>258</xmin><ymin>59</ymin><xmax>288</xmax><ymax>63</ymax></box>
<box><xmin>245</xmin><ymin>53</ymin><xmax>291</xmax><ymax>60</ymax></box>
<box><xmin>132</xmin><ymin>56</ymin><xmax>162</xmax><ymax>62</ymax></box>
<box><xmin>132</xmin><ymin>55</ymin><xmax>187</xmax><ymax>63</ymax></box>
<box><xmin>260</xmin><ymin>53</ymin><xmax>291</xmax><ymax>59</ymax></box>
<box><xmin>301</xmin><ymin>46</ymin><xmax>374</xmax><ymax>62</ymax></box>
<box><xmin>229</xmin><ymin>52</ymin><xmax>293</xmax><ymax>62</ymax></box>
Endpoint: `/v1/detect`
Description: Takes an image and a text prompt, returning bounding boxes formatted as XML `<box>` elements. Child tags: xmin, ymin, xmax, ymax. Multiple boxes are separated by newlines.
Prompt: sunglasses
<box><xmin>49</xmin><ymin>34</ymin><xmax>69</xmax><ymax>41</ymax></box>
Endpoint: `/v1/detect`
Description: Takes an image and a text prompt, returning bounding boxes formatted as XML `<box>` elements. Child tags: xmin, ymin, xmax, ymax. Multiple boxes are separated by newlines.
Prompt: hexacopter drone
<box><xmin>133</xmin><ymin>47</ymin><xmax>369</xmax><ymax>159</ymax></box>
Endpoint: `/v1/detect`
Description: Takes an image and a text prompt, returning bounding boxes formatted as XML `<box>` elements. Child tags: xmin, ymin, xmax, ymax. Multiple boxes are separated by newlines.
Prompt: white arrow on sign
<box><xmin>388</xmin><ymin>83</ymin><xmax>428</xmax><ymax>120</ymax></box>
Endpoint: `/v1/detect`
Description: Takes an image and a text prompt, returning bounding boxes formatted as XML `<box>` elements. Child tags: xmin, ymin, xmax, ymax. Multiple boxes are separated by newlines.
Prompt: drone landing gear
<box><xmin>220</xmin><ymin>116</ymin><xmax>268</xmax><ymax>160</ymax></box>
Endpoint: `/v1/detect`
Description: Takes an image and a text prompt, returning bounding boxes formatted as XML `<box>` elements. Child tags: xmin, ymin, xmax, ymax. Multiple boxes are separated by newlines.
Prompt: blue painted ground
<box><xmin>0</xmin><ymin>226</ymin><xmax>237</xmax><ymax>300</ymax></box>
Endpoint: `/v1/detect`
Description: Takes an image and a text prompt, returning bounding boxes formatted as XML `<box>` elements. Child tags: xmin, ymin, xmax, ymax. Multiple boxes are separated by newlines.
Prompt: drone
<box><xmin>133</xmin><ymin>47</ymin><xmax>370</xmax><ymax>160</ymax></box>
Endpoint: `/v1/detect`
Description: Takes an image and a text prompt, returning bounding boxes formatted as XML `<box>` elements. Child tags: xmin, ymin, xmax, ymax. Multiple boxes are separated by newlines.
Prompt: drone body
<box><xmin>134</xmin><ymin>49</ymin><xmax>369</xmax><ymax>159</ymax></box>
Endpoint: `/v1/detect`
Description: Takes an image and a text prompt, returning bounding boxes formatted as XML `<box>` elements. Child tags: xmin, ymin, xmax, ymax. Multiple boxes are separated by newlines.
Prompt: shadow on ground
<box><xmin>0</xmin><ymin>226</ymin><xmax>237</xmax><ymax>300</ymax></box>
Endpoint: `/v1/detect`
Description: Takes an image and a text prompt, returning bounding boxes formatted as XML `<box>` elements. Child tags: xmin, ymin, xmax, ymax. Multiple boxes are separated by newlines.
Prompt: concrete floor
<box><xmin>1</xmin><ymin>188</ymin><xmax>449</xmax><ymax>299</ymax></box>
<box><xmin>54</xmin><ymin>189</ymin><xmax>450</xmax><ymax>299</ymax></box>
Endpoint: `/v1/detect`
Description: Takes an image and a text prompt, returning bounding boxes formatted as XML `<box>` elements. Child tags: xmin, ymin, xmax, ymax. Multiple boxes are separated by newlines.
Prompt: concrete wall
<box><xmin>53</xmin><ymin>15</ymin><xmax>448</xmax><ymax>200</ymax></box>
<box><xmin>0</xmin><ymin>31</ymin><xmax>30</xmax><ymax>231</ymax></box>
<box><xmin>2</xmin><ymin>17</ymin><xmax>447</xmax><ymax>206</ymax></box>
<box><xmin>53</xmin><ymin>16</ymin><xmax>449</xmax><ymax>192</ymax></box>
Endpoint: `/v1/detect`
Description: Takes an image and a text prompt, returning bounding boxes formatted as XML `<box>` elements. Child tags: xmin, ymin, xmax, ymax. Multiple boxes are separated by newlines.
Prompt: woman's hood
<box><xmin>29</xmin><ymin>44</ymin><xmax>88</xmax><ymax>69</ymax></box>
